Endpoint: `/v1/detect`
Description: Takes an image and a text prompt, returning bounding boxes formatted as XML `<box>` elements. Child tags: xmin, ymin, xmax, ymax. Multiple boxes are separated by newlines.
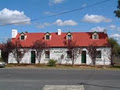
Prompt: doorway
<box><xmin>31</xmin><ymin>51</ymin><xmax>36</xmax><ymax>64</ymax></box>
<box><xmin>81</xmin><ymin>51</ymin><xmax>86</xmax><ymax>64</ymax></box>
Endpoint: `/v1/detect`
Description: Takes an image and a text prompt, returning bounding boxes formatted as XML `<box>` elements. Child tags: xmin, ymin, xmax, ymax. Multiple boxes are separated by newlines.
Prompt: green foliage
<box><xmin>48</xmin><ymin>59</ymin><xmax>57</xmax><ymax>67</ymax></box>
<box><xmin>108</xmin><ymin>38</ymin><xmax>119</xmax><ymax>54</ymax></box>
<box><xmin>114</xmin><ymin>0</ymin><xmax>120</xmax><ymax>18</ymax></box>
<box><xmin>108</xmin><ymin>38</ymin><xmax>120</xmax><ymax>66</ymax></box>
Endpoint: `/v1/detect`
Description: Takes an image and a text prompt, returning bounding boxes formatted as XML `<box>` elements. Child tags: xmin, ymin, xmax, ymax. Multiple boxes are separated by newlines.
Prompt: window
<box><xmin>45</xmin><ymin>51</ymin><xmax>50</xmax><ymax>59</ymax></box>
<box><xmin>20</xmin><ymin>32</ymin><xmax>27</xmax><ymax>40</ymax></box>
<box><xmin>96</xmin><ymin>51</ymin><xmax>101</xmax><ymax>58</ymax></box>
<box><xmin>68</xmin><ymin>35</ymin><xmax>72</xmax><ymax>40</ymax></box>
<box><xmin>66</xmin><ymin>32</ymin><xmax>72</xmax><ymax>40</ymax></box>
<box><xmin>21</xmin><ymin>35</ymin><xmax>25</xmax><ymax>40</ymax></box>
<box><xmin>67</xmin><ymin>51</ymin><xmax>72</xmax><ymax>58</ymax></box>
<box><xmin>94</xmin><ymin>35</ymin><xmax>97</xmax><ymax>39</ymax></box>
<box><xmin>45</xmin><ymin>32</ymin><xmax>51</xmax><ymax>40</ymax></box>
<box><xmin>92</xmin><ymin>32</ymin><xmax>99</xmax><ymax>39</ymax></box>
<box><xmin>46</xmin><ymin>35</ymin><xmax>50</xmax><ymax>40</ymax></box>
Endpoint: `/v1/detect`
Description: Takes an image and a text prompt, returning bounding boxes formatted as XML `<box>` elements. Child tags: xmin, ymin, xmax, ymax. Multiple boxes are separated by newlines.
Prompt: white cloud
<box><xmin>91</xmin><ymin>26</ymin><xmax>106</xmax><ymax>32</ymax></box>
<box><xmin>44</xmin><ymin>11</ymin><xmax>56</xmax><ymax>15</ymax></box>
<box><xmin>54</xmin><ymin>19</ymin><xmax>78</xmax><ymax>26</ymax></box>
<box><xmin>108</xmin><ymin>24</ymin><xmax>120</xmax><ymax>31</ymax></box>
<box><xmin>0</xmin><ymin>8</ymin><xmax>31</xmax><ymax>25</ymax></box>
<box><xmin>81</xmin><ymin>3</ymin><xmax>87</xmax><ymax>7</ymax></box>
<box><xmin>117</xmin><ymin>27</ymin><xmax>120</xmax><ymax>31</ymax></box>
<box><xmin>110</xmin><ymin>34</ymin><xmax>120</xmax><ymax>43</ymax></box>
<box><xmin>49</xmin><ymin>0</ymin><xmax>65</xmax><ymax>5</ymax></box>
<box><xmin>109</xmin><ymin>24</ymin><xmax>116</xmax><ymax>30</ymax></box>
<box><xmin>37</xmin><ymin>23</ymin><xmax>51</xmax><ymax>28</ymax></box>
<box><xmin>110</xmin><ymin>34</ymin><xmax>120</xmax><ymax>38</ymax></box>
<box><xmin>83</xmin><ymin>14</ymin><xmax>112</xmax><ymax>23</ymax></box>
<box><xmin>36</xmin><ymin>19</ymin><xmax>77</xmax><ymax>28</ymax></box>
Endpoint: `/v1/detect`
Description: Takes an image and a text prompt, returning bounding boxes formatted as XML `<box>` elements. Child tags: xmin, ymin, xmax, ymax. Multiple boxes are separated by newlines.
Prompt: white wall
<box><xmin>0</xmin><ymin>50</ymin><xmax>1</xmax><ymax>58</ymax></box>
<box><xmin>8</xmin><ymin>47</ymin><xmax>111</xmax><ymax>65</ymax></box>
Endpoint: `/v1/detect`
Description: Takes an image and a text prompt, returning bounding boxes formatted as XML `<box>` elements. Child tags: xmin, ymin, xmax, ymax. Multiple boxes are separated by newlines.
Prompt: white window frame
<box><xmin>45</xmin><ymin>33</ymin><xmax>51</xmax><ymax>40</ymax></box>
<box><xmin>20</xmin><ymin>33</ymin><xmax>26</xmax><ymax>40</ymax></box>
<box><xmin>66</xmin><ymin>32</ymin><xmax>72</xmax><ymax>40</ymax></box>
<box><xmin>92</xmin><ymin>33</ymin><xmax>99</xmax><ymax>40</ymax></box>
<box><xmin>45</xmin><ymin>51</ymin><xmax>50</xmax><ymax>59</ymax></box>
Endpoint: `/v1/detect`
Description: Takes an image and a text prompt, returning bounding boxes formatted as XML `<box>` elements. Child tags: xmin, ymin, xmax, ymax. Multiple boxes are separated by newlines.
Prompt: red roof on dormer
<box><xmin>12</xmin><ymin>32</ymin><xmax>109</xmax><ymax>47</ymax></box>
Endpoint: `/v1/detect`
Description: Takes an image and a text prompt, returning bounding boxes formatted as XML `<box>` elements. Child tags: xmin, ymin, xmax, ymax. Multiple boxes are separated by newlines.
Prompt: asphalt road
<box><xmin>0</xmin><ymin>68</ymin><xmax>120</xmax><ymax>90</ymax></box>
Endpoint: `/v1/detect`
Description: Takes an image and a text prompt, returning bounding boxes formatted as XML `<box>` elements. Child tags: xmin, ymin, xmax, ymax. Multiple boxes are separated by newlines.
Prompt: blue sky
<box><xmin>0</xmin><ymin>0</ymin><xmax>120</xmax><ymax>43</ymax></box>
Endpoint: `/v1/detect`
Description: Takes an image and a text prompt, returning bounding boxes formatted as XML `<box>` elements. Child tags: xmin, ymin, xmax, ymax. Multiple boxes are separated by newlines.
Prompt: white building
<box><xmin>8</xmin><ymin>29</ymin><xmax>111</xmax><ymax>65</ymax></box>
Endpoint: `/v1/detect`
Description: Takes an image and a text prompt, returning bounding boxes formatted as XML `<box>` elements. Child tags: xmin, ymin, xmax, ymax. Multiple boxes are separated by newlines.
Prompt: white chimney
<box><xmin>58</xmin><ymin>29</ymin><xmax>61</xmax><ymax>35</ymax></box>
<box><xmin>12</xmin><ymin>29</ymin><xmax>18</xmax><ymax>38</ymax></box>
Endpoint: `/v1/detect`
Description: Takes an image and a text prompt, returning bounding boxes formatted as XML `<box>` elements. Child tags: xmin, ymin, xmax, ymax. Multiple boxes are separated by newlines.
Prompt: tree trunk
<box><xmin>92</xmin><ymin>58</ymin><xmax>96</xmax><ymax>67</ymax></box>
<box><xmin>38</xmin><ymin>58</ymin><xmax>41</xmax><ymax>64</ymax></box>
<box><xmin>111</xmin><ymin>47</ymin><xmax>114</xmax><ymax>66</ymax></box>
<box><xmin>72</xmin><ymin>55</ymin><xmax>74</xmax><ymax>67</ymax></box>
<box><xmin>4</xmin><ymin>57</ymin><xmax>8</xmax><ymax>63</ymax></box>
<box><xmin>72</xmin><ymin>59</ymin><xmax>74</xmax><ymax>67</ymax></box>
<box><xmin>37</xmin><ymin>52</ymin><xmax>42</xmax><ymax>64</ymax></box>
<box><xmin>17</xmin><ymin>58</ymin><xmax>20</xmax><ymax>65</ymax></box>
<box><xmin>17</xmin><ymin>54</ymin><xmax>20</xmax><ymax>65</ymax></box>
<box><xmin>38</xmin><ymin>56</ymin><xmax>41</xmax><ymax>64</ymax></box>
<box><xmin>111</xmin><ymin>55</ymin><xmax>114</xmax><ymax>66</ymax></box>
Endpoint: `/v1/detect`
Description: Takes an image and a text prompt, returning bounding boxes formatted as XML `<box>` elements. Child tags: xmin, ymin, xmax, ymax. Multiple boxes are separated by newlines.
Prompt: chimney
<box><xmin>103</xmin><ymin>29</ymin><xmax>107</xmax><ymax>34</ymax></box>
<box><xmin>58</xmin><ymin>29</ymin><xmax>61</xmax><ymax>35</ymax></box>
<box><xmin>12</xmin><ymin>29</ymin><xmax>18</xmax><ymax>38</ymax></box>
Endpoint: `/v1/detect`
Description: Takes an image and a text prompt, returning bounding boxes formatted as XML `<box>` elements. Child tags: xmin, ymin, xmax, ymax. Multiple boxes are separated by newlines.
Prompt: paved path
<box><xmin>0</xmin><ymin>68</ymin><xmax>120</xmax><ymax>90</ymax></box>
<box><xmin>42</xmin><ymin>85</ymin><xmax>84</xmax><ymax>90</ymax></box>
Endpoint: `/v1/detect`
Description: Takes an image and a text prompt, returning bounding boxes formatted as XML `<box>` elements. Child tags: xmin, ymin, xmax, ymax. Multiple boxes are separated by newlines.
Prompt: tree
<box><xmin>114</xmin><ymin>0</ymin><xmax>120</xmax><ymax>18</ymax></box>
<box><xmin>118</xmin><ymin>45</ymin><xmax>120</xmax><ymax>55</ymax></box>
<box><xmin>0</xmin><ymin>39</ymin><xmax>14</xmax><ymax>63</ymax></box>
<box><xmin>108</xmin><ymin>38</ymin><xmax>120</xmax><ymax>66</ymax></box>
<box><xmin>64</xmin><ymin>40</ymin><xmax>81</xmax><ymax>66</ymax></box>
<box><xmin>11</xmin><ymin>40</ymin><xmax>26</xmax><ymax>64</ymax></box>
<box><xmin>86</xmin><ymin>43</ymin><xmax>98</xmax><ymax>66</ymax></box>
<box><xmin>32</xmin><ymin>40</ymin><xmax>49</xmax><ymax>64</ymax></box>
<box><xmin>0</xmin><ymin>39</ymin><xmax>26</xmax><ymax>64</ymax></box>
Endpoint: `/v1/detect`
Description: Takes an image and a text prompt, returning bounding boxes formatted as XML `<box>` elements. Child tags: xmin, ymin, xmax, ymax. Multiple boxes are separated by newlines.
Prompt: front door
<box><xmin>31</xmin><ymin>51</ymin><xmax>36</xmax><ymax>64</ymax></box>
<box><xmin>81</xmin><ymin>51</ymin><xmax>86</xmax><ymax>64</ymax></box>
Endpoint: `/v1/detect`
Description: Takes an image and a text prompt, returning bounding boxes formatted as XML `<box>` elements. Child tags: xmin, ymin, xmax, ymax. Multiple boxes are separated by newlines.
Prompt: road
<box><xmin>0</xmin><ymin>68</ymin><xmax>120</xmax><ymax>90</ymax></box>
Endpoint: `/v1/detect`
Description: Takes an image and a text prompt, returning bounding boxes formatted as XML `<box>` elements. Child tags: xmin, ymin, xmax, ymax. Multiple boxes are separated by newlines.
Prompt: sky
<box><xmin>0</xmin><ymin>0</ymin><xmax>120</xmax><ymax>43</ymax></box>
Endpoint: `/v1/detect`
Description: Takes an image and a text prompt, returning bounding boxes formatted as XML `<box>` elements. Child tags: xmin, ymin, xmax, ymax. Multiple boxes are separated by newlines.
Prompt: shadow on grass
<box><xmin>112</xmin><ymin>64</ymin><xmax>120</xmax><ymax>68</ymax></box>
<box><xmin>112</xmin><ymin>65</ymin><xmax>120</xmax><ymax>68</ymax></box>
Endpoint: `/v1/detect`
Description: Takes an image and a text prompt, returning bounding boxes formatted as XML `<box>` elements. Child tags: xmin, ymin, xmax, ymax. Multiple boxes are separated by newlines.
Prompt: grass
<box><xmin>5</xmin><ymin>64</ymin><xmax>120</xmax><ymax>70</ymax></box>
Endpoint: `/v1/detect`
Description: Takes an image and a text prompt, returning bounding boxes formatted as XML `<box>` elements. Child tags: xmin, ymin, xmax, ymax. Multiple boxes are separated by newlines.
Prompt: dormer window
<box><xmin>68</xmin><ymin>35</ymin><xmax>72</xmax><ymax>40</ymax></box>
<box><xmin>46</xmin><ymin>35</ymin><xmax>50</xmax><ymax>40</ymax></box>
<box><xmin>21</xmin><ymin>35</ymin><xmax>25</xmax><ymax>40</ymax></box>
<box><xmin>92</xmin><ymin>32</ymin><xmax>99</xmax><ymax>40</ymax></box>
<box><xmin>94</xmin><ymin>34</ymin><xmax>98</xmax><ymax>39</ymax></box>
<box><xmin>66</xmin><ymin>32</ymin><xmax>72</xmax><ymax>40</ymax></box>
<box><xmin>45</xmin><ymin>32</ymin><xmax>51</xmax><ymax>40</ymax></box>
<box><xmin>20</xmin><ymin>32</ymin><xmax>27</xmax><ymax>40</ymax></box>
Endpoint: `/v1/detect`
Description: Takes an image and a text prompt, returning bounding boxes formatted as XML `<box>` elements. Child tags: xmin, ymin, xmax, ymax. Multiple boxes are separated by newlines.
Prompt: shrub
<box><xmin>48</xmin><ymin>59</ymin><xmax>57</xmax><ymax>66</ymax></box>
<box><xmin>0</xmin><ymin>57</ymin><xmax>3</xmax><ymax>62</ymax></box>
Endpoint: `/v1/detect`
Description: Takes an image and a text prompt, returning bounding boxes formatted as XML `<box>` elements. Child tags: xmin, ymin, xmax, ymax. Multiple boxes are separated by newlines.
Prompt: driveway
<box><xmin>0</xmin><ymin>68</ymin><xmax>120</xmax><ymax>90</ymax></box>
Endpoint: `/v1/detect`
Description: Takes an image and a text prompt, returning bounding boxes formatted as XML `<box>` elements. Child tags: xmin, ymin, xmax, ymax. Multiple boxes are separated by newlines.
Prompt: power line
<box><xmin>1</xmin><ymin>0</ymin><xmax>111</xmax><ymax>27</ymax></box>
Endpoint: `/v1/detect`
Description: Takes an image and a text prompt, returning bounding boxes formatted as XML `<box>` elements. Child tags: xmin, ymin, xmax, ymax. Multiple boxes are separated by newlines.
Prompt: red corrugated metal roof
<box><xmin>12</xmin><ymin>32</ymin><xmax>109</xmax><ymax>47</ymax></box>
